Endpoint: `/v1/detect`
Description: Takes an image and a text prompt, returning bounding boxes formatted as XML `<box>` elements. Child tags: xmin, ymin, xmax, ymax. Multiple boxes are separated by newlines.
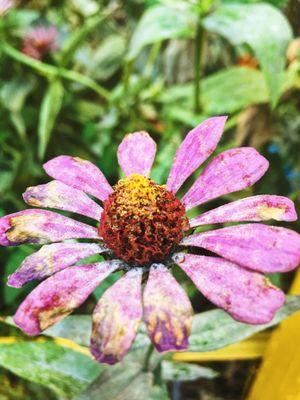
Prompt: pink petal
<box><xmin>173</xmin><ymin>253</ymin><xmax>285</xmax><ymax>324</ymax></box>
<box><xmin>182</xmin><ymin>148</ymin><xmax>269</xmax><ymax>210</ymax></box>
<box><xmin>143</xmin><ymin>264</ymin><xmax>193</xmax><ymax>352</ymax></box>
<box><xmin>0</xmin><ymin>209</ymin><xmax>99</xmax><ymax>246</ymax></box>
<box><xmin>182</xmin><ymin>224</ymin><xmax>300</xmax><ymax>273</ymax></box>
<box><xmin>14</xmin><ymin>260</ymin><xmax>121</xmax><ymax>335</ymax></box>
<box><xmin>8</xmin><ymin>242</ymin><xmax>106</xmax><ymax>288</ymax></box>
<box><xmin>190</xmin><ymin>195</ymin><xmax>297</xmax><ymax>227</ymax></box>
<box><xmin>43</xmin><ymin>156</ymin><xmax>113</xmax><ymax>202</ymax></box>
<box><xmin>23</xmin><ymin>180</ymin><xmax>103</xmax><ymax>220</ymax></box>
<box><xmin>91</xmin><ymin>269</ymin><xmax>143</xmax><ymax>365</ymax></box>
<box><xmin>117</xmin><ymin>131</ymin><xmax>156</xmax><ymax>177</ymax></box>
<box><xmin>167</xmin><ymin>116</ymin><xmax>227</xmax><ymax>194</ymax></box>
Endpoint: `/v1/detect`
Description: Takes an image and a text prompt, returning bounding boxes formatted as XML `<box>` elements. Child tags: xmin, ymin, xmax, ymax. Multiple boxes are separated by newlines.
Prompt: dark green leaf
<box><xmin>3</xmin><ymin>246</ymin><xmax>33</xmax><ymax>306</ymax></box>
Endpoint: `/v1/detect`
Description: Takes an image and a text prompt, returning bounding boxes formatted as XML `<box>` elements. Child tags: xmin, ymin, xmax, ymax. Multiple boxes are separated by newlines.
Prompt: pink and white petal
<box><xmin>182</xmin><ymin>224</ymin><xmax>300</xmax><ymax>273</ymax></box>
<box><xmin>8</xmin><ymin>242</ymin><xmax>106</xmax><ymax>288</ymax></box>
<box><xmin>189</xmin><ymin>195</ymin><xmax>297</xmax><ymax>227</ymax></box>
<box><xmin>23</xmin><ymin>180</ymin><xmax>103</xmax><ymax>220</ymax></box>
<box><xmin>43</xmin><ymin>156</ymin><xmax>112</xmax><ymax>201</ymax></box>
<box><xmin>117</xmin><ymin>131</ymin><xmax>156</xmax><ymax>177</ymax></box>
<box><xmin>182</xmin><ymin>148</ymin><xmax>269</xmax><ymax>210</ymax></box>
<box><xmin>173</xmin><ymin>253</ymin><xmax>285</xmax><ymax>324</ymax></box>
<box><xmin>143</xmin><ymin>264</ymin><xmax>193</xmax><ymax>352</ymax></box>
<box><xmin>14</xmin><ymin>260</ymin><xmax>122</xmax><ymax>335</ymax></box>
<box><xmin>0</xmin><ymin>209</ymin><xmax>99</xmax><ymax>246</ymax></box>
<box><xmin>167</xmin><ymin>116</ymin><xmax>227</xmax><ymax>194</ymax></box>
<box><xmin>91</xmin><ymin>269</ymin><xmax>143</xmax><ymax>365</ymax></box>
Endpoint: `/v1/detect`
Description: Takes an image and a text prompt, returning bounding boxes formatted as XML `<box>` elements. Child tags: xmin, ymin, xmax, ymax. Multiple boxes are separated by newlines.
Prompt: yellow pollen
<box><xmin>112</xmin><ymin>174</ymin><xmax>163</xmax><ymax>219</ymax></box>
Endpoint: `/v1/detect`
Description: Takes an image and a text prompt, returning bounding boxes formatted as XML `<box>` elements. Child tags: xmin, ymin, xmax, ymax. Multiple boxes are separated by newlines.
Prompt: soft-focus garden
<box><xmin>0</xmin><ymin>0</ymin><xmax>300</xmax><ymax>399</ymax></box>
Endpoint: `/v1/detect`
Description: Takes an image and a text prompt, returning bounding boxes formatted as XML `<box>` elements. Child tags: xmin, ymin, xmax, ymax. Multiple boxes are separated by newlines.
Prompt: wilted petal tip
<box><xmin>7</xmin><ymin>274</ymin><xmax>24</xmax><ymax>288</ymax></box>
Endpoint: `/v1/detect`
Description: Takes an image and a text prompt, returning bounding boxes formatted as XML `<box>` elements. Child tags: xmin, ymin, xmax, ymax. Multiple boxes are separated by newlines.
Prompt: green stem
<box><xmin>59</xmin><ymin>16</ymin><xmax>104</xmax><ymax>67</ymax></box>
<box><xmin>123</xmin><ymin>60</ymin><xmax>133</xmax><ymax>95</ymax></box>
<box><xmin>1</xmin><ymin>43</ymin><xmax>110</xmax><ymax>100</ymax></box>
<box><xmin>194</xmin><ymin>20</ymin><xmax>204</xmax><ymax>113</ymax></box>
<box><xmin>144</xmin><ymin>42</ymin><xmax>161</xmax><ymax>78</ymax></box>
<box><xmin>59</xmin><ymin>69</ymin><xmax>110</xmax><ymax>99</ymax></box>
<box><xmin>58</xmin><ymin>3</ymin><xmax>119</xmax><ymax>67</ymax></box>
<box><xmin>1</xmin><ymin>42</ymin><xmax>57</xmax><ymax>77</ymax></box>
<box><xmin>142</xmin><ymin>345</ymin><xmax>154</xmax><ymax>372</ymax></box>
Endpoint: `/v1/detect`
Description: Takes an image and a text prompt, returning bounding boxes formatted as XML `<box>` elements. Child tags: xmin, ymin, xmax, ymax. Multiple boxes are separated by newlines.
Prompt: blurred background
<box><xmin>0</xmin><ymin>0</ymin><xmax>299</xmax><ymax>399</ymax></box>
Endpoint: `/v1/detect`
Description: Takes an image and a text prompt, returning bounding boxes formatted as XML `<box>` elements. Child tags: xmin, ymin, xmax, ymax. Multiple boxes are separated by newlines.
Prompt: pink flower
<box><xmin>22</xmin><ymin>26</ymin><xmax>58</xmax><ymax>60</ymax></box>
<box><xmin>1</xmin><ymin>117</ymin><xmax>300</xmax><ymax>364</ymax></box>
<box><xmin>0</xmin><ymin>0</ymin><xmax>14</xmax><ymax>16</ymax></box>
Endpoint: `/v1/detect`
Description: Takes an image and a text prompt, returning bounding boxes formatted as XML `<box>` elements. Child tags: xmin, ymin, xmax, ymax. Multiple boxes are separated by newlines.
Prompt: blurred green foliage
<box><xmin>0</xmin><ymin>0</ymin><xmax>300</xmax><ymax>398</ymax></box>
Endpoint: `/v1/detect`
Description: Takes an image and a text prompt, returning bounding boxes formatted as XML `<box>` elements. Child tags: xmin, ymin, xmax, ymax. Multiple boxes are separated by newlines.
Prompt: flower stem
<box><xmin>1</xmin><ymin>42</ymin><xmax>110</xmax><ymax>100</ymax></box>
<box><xmin>194</xmin><ymin>18</ymin><xmax>204</xmax><ymax>113</ymax></box>
<box><xmin>142</xmin><ymin>344</ymin><xmax>154</xmax><ymax>372</ymax></box>
<box><xmin>144</xmin><ymin>42</ymin><xmax>161</xmax><ymax>78</ymax></box>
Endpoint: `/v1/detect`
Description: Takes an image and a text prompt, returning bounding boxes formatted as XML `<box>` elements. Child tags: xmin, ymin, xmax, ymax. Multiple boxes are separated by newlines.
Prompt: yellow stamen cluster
<box><xmin>111</xmin><ymin>174</ymin><xmax>164</xmax><ymax>219</ymax></box>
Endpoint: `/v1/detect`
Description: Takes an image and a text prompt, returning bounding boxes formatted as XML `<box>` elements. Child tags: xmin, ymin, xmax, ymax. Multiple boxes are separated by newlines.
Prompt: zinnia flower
<box><xmin>0</xmin><ymin>0</ymin><xmax>14</xmax><ymax>16</ymax></box>
<box><xmin>22</xmin><ymin>25</ymin><xmax>58</xmax><ymax>60</ymax></box>
<box><xmin>1</xmin><ymin>117</ymin><xmax>300</xmax><ymax>364</ymax></box>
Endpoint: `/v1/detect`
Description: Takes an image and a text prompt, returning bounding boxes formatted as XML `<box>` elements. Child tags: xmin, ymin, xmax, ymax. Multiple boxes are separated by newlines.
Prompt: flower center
<box><xmin>99</xmin><ymin>174</ymin><xmax>188</xmax><ymax>267</ymax></box>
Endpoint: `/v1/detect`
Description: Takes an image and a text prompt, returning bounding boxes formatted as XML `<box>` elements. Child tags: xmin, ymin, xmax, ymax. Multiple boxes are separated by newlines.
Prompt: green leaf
<box><xmin>160</xmin><ymin>67</ymin><xmax>269</xmax><ymax>114</ymax></box>
<box><xmin>38</xmin><ymin>79</ymin><xmax>64</xmax><ymax>160</ymax></box>
<box><xmin>71</xmin><ymin>0</ymin><xmax>100</xmax><ymax>16</ymax></box>
<box><xmin>6</xmin><ymin>9</ymin><xmax>39</xmax><ymax>35</ymax></box>
<box><xmin>203</xmin><ymin>3</ymin><xmax>293</xmax><ymax>106</ymax></box>
<box><xmin>151</xmin><ymin>131</ymin><xmax>181</xmax><ymax>184</ymax></box>
<box><xmin>76</xmin><ymin>361</ymin><xmax>152</xmax><ymax>400</ymax></box>
<box><xmin>189</xmin><ymin>295</ymin><xmax>300</xmax><ymax>352</ymax></box>
<box><xmin>1</xmin><ymin>43</ymin><xmax>109</xmax><ymax>99</ymax></box>
<box><xmin>44</xmin><ymin>316</ymin><xmax>151</xmax><ymax>351</ymax></box>
<box><xmin>127</xmin><ymin>4</ymin><xmax>197</xmax><ymax>60</ymax></box>
<box><xmin>42</xmin><ymin>296</ymin><xmax>300</xmax><ymax>355</ymax></box>
<box><xmin>86</xmin><ymin>35</ymin><xmax>126</xmax><ymax>81</ymax></box>
<box><xmin>93</xmin><ymin>271</ymin><xmax>123</xmax><ymax>300</ymax></box>
<box><xmin>0</xmin><ymin>77</ymin><xmax>35</xmax><ymax>113</ymax></box>
<box><xmin>59</xmin><ymin>13</ymin><xmax>105</xmax><ymax>67</ymax></box>
<box><xmin>3</xmin><ymin>246</ymin><xmax>33</xmax><ymax>306</ymax></box>
<box><xmin>0</xmin><ymin>341</ymin><xmax>102</xmax><ymax>397</ymax></box>
<box><xmin>161</xmin><ymin>361</ymin><xmax>218</xmax><ymax>381</ymax></box>
<box><xmin>202</xmin><ymin>66</ymin><xmax>269</xmax><ymax>113</ymax></box>
<box><xmin>44</xmin><ymin>316</ymin><xmax>91</xmax><ymax>347</ymax></box>
<box><xmin>149</xmin><ymin>384</ymin><xmax>170</xmax><ymax>400</ymax></box>
<box><xmin>0</xmin><ymin>76</ymin><xmax>35</xmax><ymax>140</ymax></box>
